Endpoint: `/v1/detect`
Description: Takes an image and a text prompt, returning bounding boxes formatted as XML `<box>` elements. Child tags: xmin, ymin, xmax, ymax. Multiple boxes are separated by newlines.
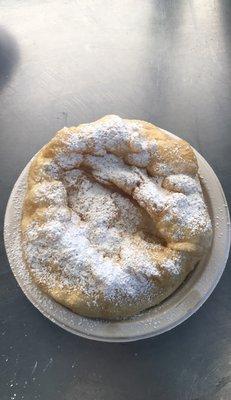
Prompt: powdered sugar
<box><xmin>24</xmin><ymin>172</ymin><xmax>166</xmax><ymax>302</ymax></box>
<box><xmin>163</xmin><ymin>174</ymin><xmax>201</xmax><ymax>195</ymax></box>
<box><xmin>30</xmin><ymin>181</ymin><xmax>67</xmax><ymax>206</ymax></box>
<box><xmin>161</xmin><ymin>258</ymin><xmax>182</xmax><ymax>275</ymax></box>
<box><xmin>55</xmin><ymin>153</ymin><xmax>83</xmax><ymax>169</ymax></box>
<box><xmin>134</xmin><ymin>180</ymin><xmax>167</xmax><ymax>214</ymax></box>
<box><xmin>161</xmin><ymin>192</ymin><xmax>212</xmax><ymax>242</ymax></box>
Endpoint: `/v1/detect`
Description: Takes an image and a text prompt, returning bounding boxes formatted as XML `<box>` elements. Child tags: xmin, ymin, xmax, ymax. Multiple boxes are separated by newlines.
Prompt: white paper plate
<box><xmin>4</xmin><ymin>130</ymin><xmax>230</xmax><ymax>342</ymax></box>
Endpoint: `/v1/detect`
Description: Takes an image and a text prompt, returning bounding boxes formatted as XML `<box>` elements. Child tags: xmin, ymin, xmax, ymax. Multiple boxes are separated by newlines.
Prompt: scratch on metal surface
<box><xmin>215</xmin><ymin>375</ymin><xmax>231</xmax><ymax>394</ymax></box>
<box><xmin>42</xmin><ymin>357</ymin><xmax>53</xmax><ymax>373</ymax></box>
<box><xmin>31</xmin><ymin>360</ymin><xmax>38</xmax><ymax>375</ymax></box>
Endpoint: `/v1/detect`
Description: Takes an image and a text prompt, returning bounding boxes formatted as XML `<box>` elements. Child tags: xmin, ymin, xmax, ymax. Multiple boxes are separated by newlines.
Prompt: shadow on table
<box><xmin>0</xmin><ymin>26</ymin><xmax>20</xmax><ymax>91</ymax></box>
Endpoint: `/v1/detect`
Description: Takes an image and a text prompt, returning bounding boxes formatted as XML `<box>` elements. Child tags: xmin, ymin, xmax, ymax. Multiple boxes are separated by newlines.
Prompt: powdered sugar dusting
<box><xmin>160</xmin><ymin>192</ymin><xmax>212</xmax><ymax>244</ymax></box>
<box><xmin>24</xmin><ymin>174</ymin><xmax>165</xmax><ymax>303</ymax></box>
<box><xmin>163</xmin><ymin>174</ymin><xmax>201</xmax><ymax>195</ymax></box>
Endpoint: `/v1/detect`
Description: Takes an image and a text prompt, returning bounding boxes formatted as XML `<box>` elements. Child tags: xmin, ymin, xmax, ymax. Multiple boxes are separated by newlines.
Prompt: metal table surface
<box><xmin>0</xmin><ymin>1</ymin><xmax>230</xmax><ymax>399</ymax></box>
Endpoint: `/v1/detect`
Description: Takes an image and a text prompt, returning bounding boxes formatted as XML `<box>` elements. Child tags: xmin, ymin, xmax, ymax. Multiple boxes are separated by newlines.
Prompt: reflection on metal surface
<box><xmin>0</xmin><ymin>26</ymin><xmax>20</xmax><ymax>91</ymax></box>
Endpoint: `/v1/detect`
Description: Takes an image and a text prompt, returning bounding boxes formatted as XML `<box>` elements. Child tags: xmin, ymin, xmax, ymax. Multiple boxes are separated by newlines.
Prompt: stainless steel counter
<box><xmin>0</xmin><ymin>1</ymin><xmax>230</xmax><ymax>399</ymax></box>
